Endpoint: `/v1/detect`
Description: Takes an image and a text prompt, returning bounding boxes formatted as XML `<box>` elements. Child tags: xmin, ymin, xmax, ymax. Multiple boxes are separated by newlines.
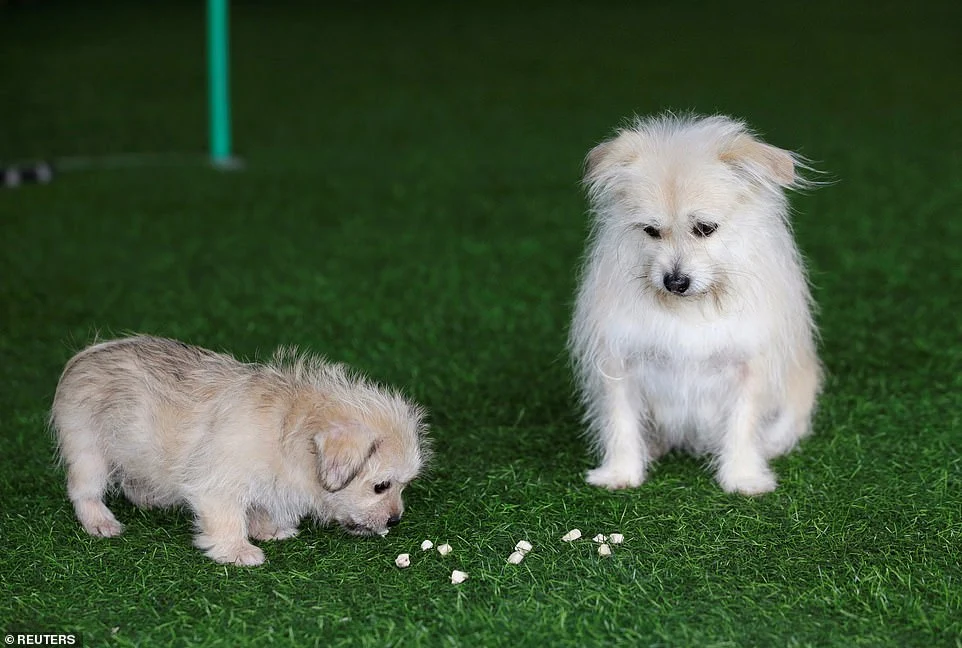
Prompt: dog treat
<box><xmin>395</xmin><ymin>553</ymin><xmax>411</xmax><ymax>568</ymax></box>
<box><xmin>420</xmin><ymin>539</ymin><xmax>434</xmax><ymax>551</ymax></box>
<box><xmin>609</xmin><ymin>533</ymin><xmax>624</xmax><ymax>545</ymax></box>
<box><xmin>515</xmin><ymin>540</ymin><xmax>533</xmax><ymax>554</ymax></box>
<box><xmin>561</xmin><ymin>529</ymin><xmax>582</xmax><ymax>542</ymax></box>
<box><xmin>507</xmin><ymin>550</ymin><xmax>526</xmax><ymax>565</ymax></box>
<box><xmin>597</xmin><ymin>543</ymin><xmax>612</xmax><ymax>557</ymax></box>
<box><xmin>592</xmin><ymin>534</ymin><xmax>607</xmax><ymax>543</ymax></box>
<box><xmin>437</xmin><ymin>543</ymin><xmax>453</xmax><ymax>556</ymax></box>
<box><xmin>450</xmin><ymin>570</ymin><xmax>469</xmax><ymax>584</ymax></box>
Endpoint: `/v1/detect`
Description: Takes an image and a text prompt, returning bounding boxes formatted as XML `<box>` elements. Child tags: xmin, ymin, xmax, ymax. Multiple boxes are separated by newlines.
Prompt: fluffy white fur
<box><xmin>569</xmin><ymin>113</ymin><xmax>822</xmax><ymax>495</ymax></box>
<box><xmin>51</xmin><ymin>336</ymin><xmax>430</xmax><ymax>565</ymax></box>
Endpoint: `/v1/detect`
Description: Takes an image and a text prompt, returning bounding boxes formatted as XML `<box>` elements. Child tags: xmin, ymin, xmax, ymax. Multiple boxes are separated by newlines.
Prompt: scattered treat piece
<box><xmin>609</xmin><ymin>533</ymin><xmax>624</xmax><ymax>545</ymax></box>
<box><xmin>437</xmin><ymin>543</ymin><xmax>453</xmax><ymax>556</ymax></box>
<box><xmin>592</xmin><ymin>534</ymin><xmax>607</xmax><ymax>543</ymax></box>
<box><xmin>597</xmin><ymin>543</ymin><xmax>612</xmax><ymax>557</ymax></box>
<box><xmin>450</xmin><ymin>570</ymin><xmax>469</xmax><ymax>584</ymax></box>
<box><xmin>395</xmin><ymin>553</ymin><xmax>411</xmax><ymax>568</ymax></box>
<box><xmin>515</xmin><ymin>540</ymin><xmax>533</xmax><ymax>554</ymax></box>
<box><xmin>507</xmin><ymin>551</ymin><xmax>526</xmax><ymax>565</ymax></box>
<box><xmin>561</xmin><ymin>529</ymin><xmax>582</xmax><ymax>542</ymax></box>
<box><xmin>420</xmin><ymin>539</ymin><xmax>434</xmax><ymax>551</ymax></box>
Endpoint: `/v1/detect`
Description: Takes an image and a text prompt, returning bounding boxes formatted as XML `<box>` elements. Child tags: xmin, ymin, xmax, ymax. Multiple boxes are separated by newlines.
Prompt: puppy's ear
<box><xmin>313</xmin><ymin>425</ymin><xmax>379</xmax><ymax>492</ymax></box>
<box><xmin>720</xmin><ymin>134</ymin><xmax>796</xmax><ymax>187</ymax></box>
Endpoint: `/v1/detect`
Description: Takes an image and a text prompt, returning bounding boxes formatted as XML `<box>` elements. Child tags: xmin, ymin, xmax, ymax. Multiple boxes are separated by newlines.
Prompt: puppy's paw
<box><xmin>122</xmin><ymin>484</ymin><xmax>170</xmax><ymax>510</ymax></box>
<box><xmin>248</xmin><ymin>509</ymin><xmax>299</xmax><ymax>541</ymax></box>
<box><xmin>717</xmin><ymin>465</ymin><xmax>777</xmax><ymax>496</ymax></box>
<box><xmin>586</xmin><ymin>465</ymin><xmax>645</xmax><ymax>490</ymax></box>
<box><xmin>250</xmin><ymin>525</ymin><xmax>299</xmax><ymax>542</ymax></box>
<box><xmin>203</xmin><ymin>541</ymin><xmax>266</xmax><ymax>566</ymax></box>
<box><xmin>75</xmin><ymin>500</ymin><xmax>125</xmax><ymax>537</ymax></box>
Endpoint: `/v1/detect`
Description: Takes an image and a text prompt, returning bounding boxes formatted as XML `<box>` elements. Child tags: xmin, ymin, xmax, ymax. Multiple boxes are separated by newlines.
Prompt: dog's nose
<box><xmin>663</xmin><ymin>271</ymin><xmax>691</xmax><ymax>295</ymax></box>
<box><xmin>386</xmin><ymin>515</ymin><xmax>401</xmax><ymax>527</ymax></box>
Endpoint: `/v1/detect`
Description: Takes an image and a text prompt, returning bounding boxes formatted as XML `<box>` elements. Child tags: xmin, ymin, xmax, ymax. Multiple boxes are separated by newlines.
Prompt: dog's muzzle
<box><xmin>663</xmin><ymin>271</ymin><xmax>692</xmax><ymax>295</ymax></box>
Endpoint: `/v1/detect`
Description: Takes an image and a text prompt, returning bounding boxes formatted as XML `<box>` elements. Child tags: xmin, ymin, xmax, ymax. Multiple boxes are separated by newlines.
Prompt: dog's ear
<box><xmin>584</xmin><ymin>137</ymin><xmax>640</xmax><ymax>183</ymax></box>
<box><xmin>584</xmin><ymin>140</ymin><xmax>615</xmax><ymax>180</ymax></box>
<box><xmin>313</xmin><ymin>424</ymin><xmax>379</xmax><ymax>492</ymax></box>
<box><xmin>720</xmin><ymin>134</ymin><xmax>796</xmax><ymax>187</ymax></box>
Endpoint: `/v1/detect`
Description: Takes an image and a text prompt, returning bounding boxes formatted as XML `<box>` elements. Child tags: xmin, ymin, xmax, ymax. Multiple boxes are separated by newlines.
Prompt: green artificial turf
<box><xmin>2</xmin><ymin>1</ymin><xmax>961</xmax><ymax>646</ymax></box>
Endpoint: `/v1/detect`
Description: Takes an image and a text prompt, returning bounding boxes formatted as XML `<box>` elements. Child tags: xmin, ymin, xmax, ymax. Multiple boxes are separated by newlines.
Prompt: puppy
<box><xmin>51</xmin><ymin>336</ymin><xmax>430</xmax><ymax>565</ymax></box>
<box><xmin>569</xmin><ymin>113</ymin><xmax>822</xmax><ymax>495</ymax></box>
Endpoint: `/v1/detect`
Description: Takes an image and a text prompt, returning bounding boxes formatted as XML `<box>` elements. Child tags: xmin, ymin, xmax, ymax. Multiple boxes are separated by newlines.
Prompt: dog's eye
<box><xmin>374</xmin><ymin>481</ymin><xmax>391</xmax><ymax>494</ymax></box>
<box><xmin>692</xmin><ymin>222</ymin><xmax>718</xmax><ymax>237</ymax></box>
<box><xmin>641</xmin><ymin>225</ymin><xmax>661</xmax><ymax>239</ymax></box>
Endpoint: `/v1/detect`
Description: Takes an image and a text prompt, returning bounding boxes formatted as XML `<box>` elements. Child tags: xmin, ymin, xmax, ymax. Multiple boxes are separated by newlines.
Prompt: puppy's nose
<box><xmin>663</xmin><ymin>271</ymin><xmax>691</xmax><ymax>295</ymax></box>
<box><xmin>386</xmin><ymin>514</ymin><xmax>401</xmax><ymax>528</ymax></box>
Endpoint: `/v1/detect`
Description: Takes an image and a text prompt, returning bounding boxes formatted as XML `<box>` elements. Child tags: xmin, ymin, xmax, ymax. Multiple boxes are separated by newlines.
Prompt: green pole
<box><xmin>208</xmin><ymin>0</ymin><xmax>237</xmax><ymax>168</ymax></box>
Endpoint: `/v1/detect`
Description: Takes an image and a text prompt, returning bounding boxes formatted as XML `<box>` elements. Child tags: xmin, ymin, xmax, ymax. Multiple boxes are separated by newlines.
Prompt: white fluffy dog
<box><xmin>569</xmin><ymin>113</ymin><xmax>822</xmax><ymax>495</ymax></box>
<box><xmin>52</xmin><ymin>336</ymin><xmax>430</xmax><ymax>565</ymax></box>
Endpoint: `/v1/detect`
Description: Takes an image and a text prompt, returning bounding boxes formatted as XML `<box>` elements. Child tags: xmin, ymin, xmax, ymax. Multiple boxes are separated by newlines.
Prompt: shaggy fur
<box><xmin>569</xmin><ymin>113</ymin><xmax>822</xmax><ymax>495</ymax></box>
<box><xmin>51</xmin><ymin>336</ymin><xmax>431</xmax><ymax>565</ymax></box>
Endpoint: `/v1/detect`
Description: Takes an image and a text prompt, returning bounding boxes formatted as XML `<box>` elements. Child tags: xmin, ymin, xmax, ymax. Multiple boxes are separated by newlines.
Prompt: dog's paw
<box><xmin>248</xmin><ymin>510</ymin><xmax>299</xmax><ymax>541</ymax></box>
<box><xmin>83</xmin><ymin>517</ymin><xmax>125</xmax><ymax>538</ymax></box>
<box><xmin>122</xmin><ymin>486</ymin><xmax>171</xmax><ymax>510</ymax></box>
<box><xmin>717</xmin><ymin>465</ymin><xmax>777</xmax><ymax>496</ymax></box>
<box><xmin>586</xmin><ymin>465</ymin><xmax>645</xmax><ymax>490</ymax></box>
<box><xmin>204</xmin><ymin>542</ymin><xmax>266</xmax><ymax>566</ymax></box>
<box><xmin>250</xmin><ymin>525</ymin><xmax>299</xmax><ymax>542</ymax></box>
<box><xmin>75</xmin><ymin>500</ymin><xmax>125</xmax><ymax>537</ymax></box>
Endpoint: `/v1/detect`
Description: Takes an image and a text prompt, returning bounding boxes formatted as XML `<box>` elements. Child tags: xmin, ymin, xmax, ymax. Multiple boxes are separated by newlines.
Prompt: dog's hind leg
<box><xmin>763</xmin><ymin>359</ymin><xmax>821</xmax><ymax>459</ymax></box>
<box><xmin>58</xmin><ymin>422</ymin><xmax>125</xmax><ymax>537</ymax></box>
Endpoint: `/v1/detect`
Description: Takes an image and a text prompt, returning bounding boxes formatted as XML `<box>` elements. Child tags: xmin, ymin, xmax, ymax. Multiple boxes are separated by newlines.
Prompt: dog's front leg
<box><xmin>585</xmin><ymin>366</ymin><xmax>649</xmax><ymax>490</ymax></box>
<box><xmin>715</xmin><ymin>366</ymin><xmax>777</xmax><ymax>495</ymax></box>
<box><xmin>192</xmin><ymin>494</ymin><xmax>266</xmax><ymax>566</ymax></box>
<box><xmin>248</xmin><ymin>506</ymin><xmax>300</xmax><ymax>541</ymax></box>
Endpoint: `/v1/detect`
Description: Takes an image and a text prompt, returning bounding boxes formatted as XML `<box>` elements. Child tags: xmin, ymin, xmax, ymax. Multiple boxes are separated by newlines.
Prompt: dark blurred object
<box><xmin>2</xmin><ymin>163</ymin><xmax>54</xmax><ymax>188</ymax></box>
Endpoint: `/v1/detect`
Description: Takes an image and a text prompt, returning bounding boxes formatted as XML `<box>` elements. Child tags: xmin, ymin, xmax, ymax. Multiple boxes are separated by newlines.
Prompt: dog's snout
<box><xmin>386</xmin><ymin>514</ymin><xmax>401</xmax><ymax>528</ymax></box>
<box><xmin>663</xmin><ymin>271</ymin><xmax>691</xmax><ymax>295</ymax></box>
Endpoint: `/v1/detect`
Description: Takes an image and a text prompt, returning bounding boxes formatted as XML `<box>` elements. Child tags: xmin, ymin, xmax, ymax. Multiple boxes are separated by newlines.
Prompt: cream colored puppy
<box><xmin>570</xmin><ymin>113</ymin><xmax>822</xmax><ymax>495</ymax></box>
<box><xmin>51</xmin><ymin>336</ymin><xmax>430</xmax><ymax>565</ymax></box>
